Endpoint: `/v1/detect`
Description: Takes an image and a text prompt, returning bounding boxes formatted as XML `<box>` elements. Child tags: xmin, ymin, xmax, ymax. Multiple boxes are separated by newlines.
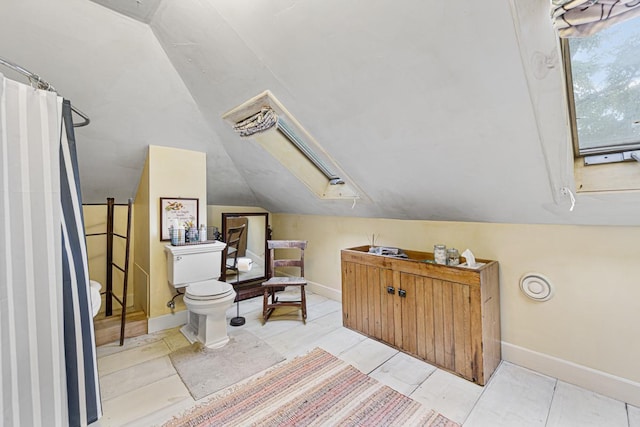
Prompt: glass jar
<box><xmin>434</xmin><ymin>244</ymin><xmax>447</xmax><ymax>265</ymax></box>
<box><xmin>447</xmin><ymin>248</ymin><xmax>460</xmax><ymax>266</ymax></box>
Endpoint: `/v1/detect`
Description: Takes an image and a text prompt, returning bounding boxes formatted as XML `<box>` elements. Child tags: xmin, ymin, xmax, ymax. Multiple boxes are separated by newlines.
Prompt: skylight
<box><xmin>563</xmin><ymin>16</ymin><xmax>640</xmax><ymax>163</ymax></box>
<box><xmin>222</xmin><ymin>91</ymin><xmax>362</xmax><ymax>200</ymax></box>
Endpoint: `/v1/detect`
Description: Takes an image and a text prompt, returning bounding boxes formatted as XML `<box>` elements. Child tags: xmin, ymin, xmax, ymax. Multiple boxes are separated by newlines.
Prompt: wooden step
<box><xmin>94</xmin><ymin>309</ymin><xmax>147</xmax><ymax>347</ymax></box>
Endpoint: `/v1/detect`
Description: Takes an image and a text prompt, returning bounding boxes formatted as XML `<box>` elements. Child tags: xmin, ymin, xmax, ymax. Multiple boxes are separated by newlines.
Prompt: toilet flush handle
<box><xmin>176</xmin><ymin>256</ymin><xmax>182</xmax><ymax>261</ymax></box>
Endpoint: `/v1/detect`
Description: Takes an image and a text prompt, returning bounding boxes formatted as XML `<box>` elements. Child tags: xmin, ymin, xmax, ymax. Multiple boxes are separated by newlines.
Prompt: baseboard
<box><xmin>307</xmin><ymin>281</ymin><xmax>341</xmax><ymax>302</ymax></box>
<box><xmin>502</xmin><ymin>342</ymin><xmax>640</xmax><ymax>407</ymax></box>
<box><xmin>147</xmin><ymin>310</ymin><xmax>188</xmax><ymax>334</ymax></box>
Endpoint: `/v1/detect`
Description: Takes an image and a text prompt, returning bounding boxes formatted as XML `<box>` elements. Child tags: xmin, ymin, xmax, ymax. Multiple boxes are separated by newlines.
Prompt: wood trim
<box><xmin>574</xmin><ymin>157</ymin><xmax>640</xmax><ymax>193</ymax></box>
<box><xmin>341</xmin><ymin>246</ymin><xmax>496</xmax><ymax>286</ymax></box>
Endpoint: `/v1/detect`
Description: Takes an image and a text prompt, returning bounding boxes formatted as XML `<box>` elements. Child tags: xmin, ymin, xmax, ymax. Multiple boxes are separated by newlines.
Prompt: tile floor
<box><xmin>92</xmin><ymin>290</ymin><xmax>640</xmax><ymax>427</ymax></box>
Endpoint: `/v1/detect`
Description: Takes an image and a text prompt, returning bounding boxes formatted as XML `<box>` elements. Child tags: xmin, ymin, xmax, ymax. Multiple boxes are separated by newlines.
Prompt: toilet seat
<box><xmin>185</xmin><ymin>280</ymin><xmax>234</xmax><ymax>301</ymax></box>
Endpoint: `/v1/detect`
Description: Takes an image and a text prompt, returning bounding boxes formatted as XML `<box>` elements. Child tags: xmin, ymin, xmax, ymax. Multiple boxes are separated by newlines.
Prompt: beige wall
<box><xmin>133</xmin><ymin>155</ymin><xmax>150</xmax><ymax>314</ymax></box>
<box><xmin>83</xmin><ymin>204</ymin><xmax>135</xmax><ymax>314</ymax></box>
<box><xmin>206</xmin><ymin>205</ymin><xmax>268</xmax><ymax>230</ymax></box>
<box><xmin>271</xmin><ymin>214</ymin><xmax>640</xmax><ymax>386</ymax></box>
<box><xmin>147</xmin><ymin>145</ymin><xmax>207</xmax><ymax>318</ymax></box>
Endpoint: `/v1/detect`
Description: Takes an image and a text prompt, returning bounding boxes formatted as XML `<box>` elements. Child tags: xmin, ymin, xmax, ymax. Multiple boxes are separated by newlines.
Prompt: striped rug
<box><xmin>164</xmin><ymin>348</ymin><xmax>459</xmax><ymax>427</ymax></box>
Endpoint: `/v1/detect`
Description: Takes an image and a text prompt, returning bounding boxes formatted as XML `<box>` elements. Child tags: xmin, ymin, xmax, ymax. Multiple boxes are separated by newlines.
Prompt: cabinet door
<box><xmin>366</xmin><ymin>265</ymin><xmax>383</xmax><ymax>340</ymax></box>
<box><xmin>342</xmin><ymin>261</ymin><xmax>384</xmax><ymax>339</ymax></box>
<box><xmin>354</xmin><ymin>263</ymin><xmax>381</xmax><ymax>338</ymax></box>
<box><xmin>341</xmin><ymin>261</ymin><xmax>358</xmax><ymax>330</ymax></box>
<box><xmin>431</xmin><ymin>279</ymin><xmax>473</xmax><ymax>380</ymax></box>
<box><xmin>452</xmin><ymin>282</ymin><xmax>473</xmax><ymax>381</ymax></box>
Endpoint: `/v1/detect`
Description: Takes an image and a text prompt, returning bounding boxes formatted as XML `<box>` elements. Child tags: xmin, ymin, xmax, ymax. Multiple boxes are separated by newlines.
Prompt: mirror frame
<box><xmin>220</xmin><ymin>212</ymin><xmax>270</xmax><ymax>294</ymax></box>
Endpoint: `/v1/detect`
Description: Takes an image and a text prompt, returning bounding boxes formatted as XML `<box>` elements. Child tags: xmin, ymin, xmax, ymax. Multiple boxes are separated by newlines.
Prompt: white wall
<box><xmin>4</xmin><ymin>0</ymin><xmax>640</xmax><ymax>226</ymax></box>
<box><xmin>0</xmin><ymin>0</ymin><xmax>252</xmax><ymax>205</ymax></box>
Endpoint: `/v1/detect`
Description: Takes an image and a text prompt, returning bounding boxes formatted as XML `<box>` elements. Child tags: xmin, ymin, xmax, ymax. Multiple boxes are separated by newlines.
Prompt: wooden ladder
<box><xmin>86</xmin><ymin>197</ymin><xmax>133</xmax><ymax>346</ymax></box>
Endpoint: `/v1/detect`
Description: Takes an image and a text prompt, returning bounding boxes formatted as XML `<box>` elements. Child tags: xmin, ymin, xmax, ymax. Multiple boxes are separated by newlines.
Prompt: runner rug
<box><xmin>163</xmin><ymin>347</ymin><xmax>459</xmax><ymax>427</ymax></box>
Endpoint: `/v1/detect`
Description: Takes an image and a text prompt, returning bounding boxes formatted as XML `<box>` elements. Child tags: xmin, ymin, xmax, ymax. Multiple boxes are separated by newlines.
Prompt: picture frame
<box><xmin>160</xmin><ymin>197</ymin><xmax>199</xmax><ymax>241</ymax></box>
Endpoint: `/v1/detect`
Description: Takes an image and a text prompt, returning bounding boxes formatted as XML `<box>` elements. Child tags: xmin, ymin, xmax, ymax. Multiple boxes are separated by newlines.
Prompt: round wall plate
<box><xmin>520</xmin><ymin>273</ymin><xmax>554</xmax><ymax>301</ymax></box>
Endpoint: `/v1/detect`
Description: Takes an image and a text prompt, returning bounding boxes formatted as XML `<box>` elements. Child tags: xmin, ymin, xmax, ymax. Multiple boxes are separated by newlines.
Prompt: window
<box><xmin>222</xmin><ymin>91</ymin><xmax>364</xmax><ymax>200</ymax></box>
<box><xmin>563</xmin><ymin>16</ymin><xmax>640</xmax><ymax>164</ymax></box>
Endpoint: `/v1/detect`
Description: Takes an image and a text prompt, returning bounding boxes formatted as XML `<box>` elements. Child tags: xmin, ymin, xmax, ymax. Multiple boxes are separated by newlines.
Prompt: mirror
<box><xmin>220</xmin><ymin>212</ymin><xmax>270</xmax><ymax>300</ymax></box>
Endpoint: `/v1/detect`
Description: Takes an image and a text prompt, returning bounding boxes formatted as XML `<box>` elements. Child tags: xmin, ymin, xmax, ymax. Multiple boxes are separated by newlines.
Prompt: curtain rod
<box><xmin>0</xmin><ymin>56</ymin><xmax>90</xmax><ymax>127</ymax></box>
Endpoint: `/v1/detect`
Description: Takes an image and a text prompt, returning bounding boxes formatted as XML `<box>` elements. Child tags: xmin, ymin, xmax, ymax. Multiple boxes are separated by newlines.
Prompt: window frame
<box><xmin>561</xmin><ymin>38</ymin><xmax>583</xmax><ymax>159</ymax></box>
<box><xmin>561</xmin><ymin>26</ymin><xmax>640</xmax><ymax>162</ymax></box>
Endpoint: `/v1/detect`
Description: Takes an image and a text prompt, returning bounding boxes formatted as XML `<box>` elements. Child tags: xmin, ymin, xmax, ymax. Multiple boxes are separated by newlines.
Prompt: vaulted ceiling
<box><xmin>2</xmin><ymin>0</ymin><xmax>639</xmax><ymax>225</ymax></box>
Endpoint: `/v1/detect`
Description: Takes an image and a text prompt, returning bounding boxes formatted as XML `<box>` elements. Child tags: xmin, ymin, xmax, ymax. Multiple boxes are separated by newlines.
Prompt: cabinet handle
<box><xmin>387</xmin><ymin>286</ymin><xmax>395</xmax><ymax>295</ymax></box>
<box><xmin>398</xmin><ymin>289</ymin><xmax>407</xmax><ymax>297</ymax></box>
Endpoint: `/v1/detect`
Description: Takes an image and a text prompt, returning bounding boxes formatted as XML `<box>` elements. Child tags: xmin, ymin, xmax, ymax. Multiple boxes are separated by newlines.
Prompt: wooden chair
<box><xmin>225</xmin><ymin>224</ymin><xmax>246</xmax><ymax>278</ymax></box>
<box><xmin>262</xmin><ymin>240</ymin><xmax>308</xmax><ymax>322</ymax></box>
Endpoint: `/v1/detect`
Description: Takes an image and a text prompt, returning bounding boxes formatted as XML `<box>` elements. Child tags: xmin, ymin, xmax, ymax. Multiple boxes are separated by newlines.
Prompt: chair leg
<box><xmin>263</xmin><ymin>288</ymin><xmax>269</xmax><ymax>320</ymax></box>
<box><xmin>301</xmin><ymin>285</ymin><xmax>307</xmax><ymax>320</ymax></box>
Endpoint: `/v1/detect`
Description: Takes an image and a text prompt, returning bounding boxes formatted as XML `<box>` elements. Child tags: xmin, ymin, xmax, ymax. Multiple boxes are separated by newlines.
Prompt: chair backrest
<box><xmin>267</xmin><ymin>240</ymin><xmax>307</xmax><ymax>278</ymax></box>
<box><xmin>225</xmin><ymin>224</ymin><xmax>246</xmax><ymax>270</ymax></box>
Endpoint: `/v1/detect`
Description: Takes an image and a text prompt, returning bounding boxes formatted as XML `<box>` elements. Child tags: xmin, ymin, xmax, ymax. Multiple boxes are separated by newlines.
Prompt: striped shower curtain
<box><xmin>0</xmin><ymin>74</ymin><xmax>101</xmax><ymax>426</ymax></box>
<box><xmin>60</xmin><ymin>99</ymin><xmax>102</xmax><ymax>426</ymax></box>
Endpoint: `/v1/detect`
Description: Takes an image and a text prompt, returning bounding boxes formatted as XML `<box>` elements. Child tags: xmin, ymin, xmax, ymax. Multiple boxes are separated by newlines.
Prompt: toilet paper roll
<box><xmin>237</xmin><ymin>257</ymin><xmax>253</xmax><ymax>272</ymax></box>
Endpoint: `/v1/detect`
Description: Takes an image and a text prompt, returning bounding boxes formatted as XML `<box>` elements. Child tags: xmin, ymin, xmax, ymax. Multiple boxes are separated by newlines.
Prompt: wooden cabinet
<box><xmin>341</xmin><ymin>246</ymin><xmax>501</xmax><ymax>385</ymax></box>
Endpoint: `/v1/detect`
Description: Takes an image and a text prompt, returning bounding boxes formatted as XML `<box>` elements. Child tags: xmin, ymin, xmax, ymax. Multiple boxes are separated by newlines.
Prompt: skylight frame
<box><xmin>561</xmin><ymin>16</ymin><xmax>640</xmax><ymax>164</ymax></box>
<box><xmin>222</xmin><ymin>91</ymin><xmax>364</xmax><ymax>200</ymax></box>
<box><xmin>275</xmin><ymin>119</ymin><xmax>344</xmax><ymax>186</ymax></box>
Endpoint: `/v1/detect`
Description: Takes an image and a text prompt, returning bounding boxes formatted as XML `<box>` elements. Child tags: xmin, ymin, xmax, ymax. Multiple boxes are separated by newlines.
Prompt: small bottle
<box><xmin>199</xmin><ymin>224</ymin><xmax>207</xmax><ymax>242</ymax></box>
<box><xmin>434</xmin><ymin>244</ymin><xmax>447</xmax><ymax>265</ymax></box>
<box><xmin>446</xmin><ymin>248</ymin><xmax>460</xmax><ymax>266</ymax></box>
<box><xmin>187</xmin><ymin>227</ymin><xmax>198</xmax><ymax>243</ymax></box>
<box><xmin>177</xmin><ymin>225</ymin><xmax>185</xmax><ymax>245</ymax></box>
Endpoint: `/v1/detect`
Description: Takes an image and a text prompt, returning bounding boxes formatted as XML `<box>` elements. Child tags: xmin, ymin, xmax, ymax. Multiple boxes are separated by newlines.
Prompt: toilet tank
<box><xmin>165</xmin><ymin>241</ymin><xmax>227</xmax><ymax>288</ymax></box>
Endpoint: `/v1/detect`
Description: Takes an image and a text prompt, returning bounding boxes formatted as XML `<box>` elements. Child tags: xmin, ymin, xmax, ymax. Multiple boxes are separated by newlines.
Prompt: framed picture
<box><xmin>160</xmin><ymin>197</ymin><xmax>199</xmax><ymax>241</ymax></box>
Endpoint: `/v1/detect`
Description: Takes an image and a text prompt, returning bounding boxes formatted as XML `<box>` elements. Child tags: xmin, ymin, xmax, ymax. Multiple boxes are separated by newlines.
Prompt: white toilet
<box><xmin>165</xmin><ymin>242</ymin><xmax>236</xmax><ymax>349</ymax></box>
<box><xmin>89</xmin><ymin>280</ymin><xmax>102</xmax><ymax>317</ymax></box>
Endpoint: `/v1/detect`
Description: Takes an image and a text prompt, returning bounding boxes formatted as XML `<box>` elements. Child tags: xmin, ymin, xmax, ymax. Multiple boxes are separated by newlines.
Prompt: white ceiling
<box><xmin>89</xmin><ymin>0</ymin><xmax>162</xmax><ymax>23</ymax></box>
<box><xmin>2</xmin><ymin>0</ymin><xmax>640</xmax><ymax>225</ymax></box>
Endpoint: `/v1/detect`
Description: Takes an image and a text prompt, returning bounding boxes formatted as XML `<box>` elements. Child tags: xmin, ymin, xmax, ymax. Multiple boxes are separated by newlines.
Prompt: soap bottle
<box><xmin>199</xmin><ymin>224</ymin><xmax>207</xmax><ymax>242</ymax></box>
